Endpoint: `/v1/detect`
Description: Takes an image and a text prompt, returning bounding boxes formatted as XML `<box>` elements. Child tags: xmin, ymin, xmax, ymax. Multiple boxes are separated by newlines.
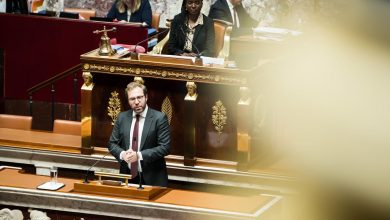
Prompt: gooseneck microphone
<box><xmin>132</xmin><ymin>136</ymin><xmax>144</xmax><ymax>190</ymax></box>
<box><xmin>83</xmin><ymin>150</ymin><xmax>112</xmax><ymax>183</ymax></box>
<box><xmin>180</xmin><ymin>26</ymin><xmax>202</xmax><ymax>58</ymax></box>
<box><xmin>137</xmin><ymin>154</ymin><xmax>144</xmax><ymax>190</ymax></box>
<box><xmin>131</xmin><ymin>28</ymin><xmax>170</xmax><ymax>59</ymax></box>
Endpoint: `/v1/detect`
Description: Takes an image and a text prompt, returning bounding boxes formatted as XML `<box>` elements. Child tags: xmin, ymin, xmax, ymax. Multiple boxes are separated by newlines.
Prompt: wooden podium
<box><xmin>73</xmin><ymin>181</ymin><xmax>167</xmax><ymax>200</ymax></box>
<box><xmin>80</xmin><ymin>50</ymin><xmax>254</xmax><ymax>170</ymax></box>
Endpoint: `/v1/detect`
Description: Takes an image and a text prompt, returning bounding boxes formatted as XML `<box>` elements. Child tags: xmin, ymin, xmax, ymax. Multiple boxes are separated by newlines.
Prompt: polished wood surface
<box><xmin>74</xmin><ymin>181</ymin><xmax>166</xmax><ymax>200</ymax></box>
<box><xmin>0</xmin><ymin>128</ymin><xmax>81</xmax><ymax>153</ymax></box>
<box><xmin>0</xmin><ymin>167</ymin><xmax>280</xmax><ymax>216</ymax></box>
<box><xmin>81</xmin><ymin>49</ymin><xmax>245</xmax><ymax>86</ymax></box>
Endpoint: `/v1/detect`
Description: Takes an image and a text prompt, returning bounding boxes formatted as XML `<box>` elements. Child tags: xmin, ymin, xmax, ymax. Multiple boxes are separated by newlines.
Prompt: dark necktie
<box><xmin>131</xmin><ymin>115</ymin><xmax>140</xmax><ymax>178</ymax></box>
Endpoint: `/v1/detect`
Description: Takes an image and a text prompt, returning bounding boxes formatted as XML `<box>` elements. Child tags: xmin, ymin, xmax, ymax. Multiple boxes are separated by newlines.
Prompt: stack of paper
<box><xmin>253</xmin><ymin>27</ymin><xmax>302</xmax><ymax>41</ymax></box>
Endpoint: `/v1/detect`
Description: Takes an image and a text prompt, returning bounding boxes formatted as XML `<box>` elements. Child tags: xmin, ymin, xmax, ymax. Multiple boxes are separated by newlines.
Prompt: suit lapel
<box><xmin>140</xmin><ymin>109</ymin><xmax>153</xmax><ymax>150</ymax></box>
<box><xmin>124</xmin><ymin>111</ymin><xmax>133</xmax><ymax>150</ymax></box>
<box><xmin>193</xmin><ymin>15</ymin><xmax>205</xmax><ymax>51</ymax></box>
<box><xmin>193</xmin><ymin>25</ymin><xmax>202</xmax><ymax>48</ymax></box>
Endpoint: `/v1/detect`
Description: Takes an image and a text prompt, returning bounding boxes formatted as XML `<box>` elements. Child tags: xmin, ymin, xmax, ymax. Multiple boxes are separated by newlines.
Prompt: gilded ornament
<box><xmin>212</xmin><ymin>100</ymin><xmax>227</xmax><ymax>135</ymax></box>
<box><xmin>161</xmin><ymin>96</ymin><xmax>173</xmax><ymax>125</ymax></box>
<box><xmin>82</xmin><ymin>62</ymin><xmax>246</xmax><ymax>85</ymax></box>
<box><xmin>107</xmin><ymin>91</ymin><xmax>122</xmax><ymax>125</ymax></box>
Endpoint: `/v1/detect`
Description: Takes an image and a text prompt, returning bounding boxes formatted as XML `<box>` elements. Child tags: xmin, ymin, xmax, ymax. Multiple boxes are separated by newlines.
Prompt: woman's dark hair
<box><xmin>181</xmin><ymin>0</ymin><xmax>187</xmax><ymax>13</ymax></box>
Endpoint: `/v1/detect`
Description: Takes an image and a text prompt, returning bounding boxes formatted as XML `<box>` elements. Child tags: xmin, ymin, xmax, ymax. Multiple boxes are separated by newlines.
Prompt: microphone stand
<box><xmin>130</xmin><ymin>28</ymin><xmax>170</xmax><ymax>60</ymax></box>
<box><xmin>137</xmin><ymin>157</ymin><xmax>144</xmax><ymax>190</ymax></box>
<box><xmin>83</xmin><ymin>150</ymin><xmax>111</xmax><ymax>184</ymax></box>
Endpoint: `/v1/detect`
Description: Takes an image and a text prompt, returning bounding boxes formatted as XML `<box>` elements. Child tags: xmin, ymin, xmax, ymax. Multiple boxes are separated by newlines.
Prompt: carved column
<box><xmin>237</xmin><ymin>86</ymin><xmax>251</xmax><ymax>170</ymax></box>
<box><xmin>81</xmin><ymin>72</ymin><xmax>94</xmax><ymax>155</ymax></box>
<box><xmin>183</xmin><ymin>82</ymin><xmax>198</xmax><ymax>166</ymax></box>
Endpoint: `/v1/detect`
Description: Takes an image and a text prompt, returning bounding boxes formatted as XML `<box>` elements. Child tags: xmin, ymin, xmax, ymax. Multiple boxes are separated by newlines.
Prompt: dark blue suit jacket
<box><xmin>208</xmin><ymin>0</ymin><xmax>258</xmax><ymax>36</ymax></box>
<box><xmin>108</xmin><ymin>108</ymin><xmax>171</xmax><ymax>187</ymax></box>
<box><xmin>107</xmin><ymin>0</ymin><xmax>152</xmax><ymax>27</ymax></box>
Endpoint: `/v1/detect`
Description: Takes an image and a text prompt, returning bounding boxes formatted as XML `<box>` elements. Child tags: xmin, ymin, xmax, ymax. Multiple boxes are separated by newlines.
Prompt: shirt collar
<box><xmin>188</xmin><ymin>13</ymin><xmax>204</xmax><ymax>29</ymax></box>
<box><xmin>133</xmin><ymin>105</ymin><xmax>148</xmax><ymax>118</ymax></box>
<box><xmin>196</xmin><ymin>13</ymin><xmax>204</xmax><ymax>26</ymax></box>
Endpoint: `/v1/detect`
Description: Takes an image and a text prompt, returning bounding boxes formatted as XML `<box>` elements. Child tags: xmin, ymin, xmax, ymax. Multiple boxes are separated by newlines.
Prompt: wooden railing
<box><xmin>27</xmin><ymin>64</ymin><xmax>81</xmax><ymax>128</ymax></box>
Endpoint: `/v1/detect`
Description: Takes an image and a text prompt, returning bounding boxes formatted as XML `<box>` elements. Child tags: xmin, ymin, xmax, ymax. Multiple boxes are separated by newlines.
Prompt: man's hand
<box><xmin>123</xmin><ymin>149</ymin><xmax>138</xmax><ymax>163</ymax></box>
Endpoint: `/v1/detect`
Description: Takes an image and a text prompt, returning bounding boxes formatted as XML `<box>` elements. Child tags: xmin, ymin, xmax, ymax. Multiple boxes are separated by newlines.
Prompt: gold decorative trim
<box><xmin>107</xmin><ymin>91</ymin><xmax>122</xmax><ymax>125</ymax></box>
<box><xmin>82</xmin><ymin>63</ymin><xmax>246</xmax><ymax>85</ymax></box>
<box><xmin>212</xmin><ymin>100</ymin><xmax>227</xmax><ymax>135</ymax></box>
<box><xmin>161</xmin><ymin>96</ymin><xmax>173</xmax><ymax>125</ymax></box>
<box><xmin>83</xmin><ymin>63</ymin><xmax>90</xmax><ymax>70</ymax></box>
<box><xmin>133</xmin><ymin>76</ymin><xmax>145</xmax><ymax>84</ymax></box>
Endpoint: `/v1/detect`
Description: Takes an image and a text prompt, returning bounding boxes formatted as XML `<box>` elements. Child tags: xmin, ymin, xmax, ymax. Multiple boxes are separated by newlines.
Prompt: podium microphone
<box><xmin>131</xmin><ymin>28</ymin><xmax>170</xmax><ymax>60</ymax></box>
<box><xmin>137</xmin><ymin>157</ymin><xmax>144</xmax><ymax>190</ymax></box>
<box><xmin>83</xmin><ymin>150</ymin><xmax>112</xmax><ymax>183</ymax></box>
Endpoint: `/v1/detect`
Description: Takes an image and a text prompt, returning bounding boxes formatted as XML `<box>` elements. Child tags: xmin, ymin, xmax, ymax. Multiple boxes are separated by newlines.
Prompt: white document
<box><xmin>37</xmin><ymin>182</ymin><xmax>65</xmax><ymax>191</ymax></box>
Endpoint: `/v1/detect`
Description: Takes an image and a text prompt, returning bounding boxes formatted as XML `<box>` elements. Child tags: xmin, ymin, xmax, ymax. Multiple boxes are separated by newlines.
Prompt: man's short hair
<box><xmin>125</xmin><ymin>82</ymin><xmax>148</xmax><ymax>99</ymax></box>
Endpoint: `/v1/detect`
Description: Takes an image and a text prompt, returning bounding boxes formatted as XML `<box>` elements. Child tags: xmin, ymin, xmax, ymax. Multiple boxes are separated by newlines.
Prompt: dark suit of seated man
<box><xmin>108</xmin><ymin>82</ymin><xmax>171</xmax><ymax>187</ymax></box>
<box><xmin>208</xmin><ymin>0</ymin><xmax>258</xmax><ymax>36</ymax></box>
<box><xmin>167</xmin><ymin>0</ymin><xmax>215</xmax><ymax>57</ymax></box>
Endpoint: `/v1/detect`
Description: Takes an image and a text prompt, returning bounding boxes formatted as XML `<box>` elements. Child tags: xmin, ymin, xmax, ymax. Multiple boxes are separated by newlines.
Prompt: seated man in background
<box><xmin>208</xmin><ymin>0</ymin><xmax>258</xmax><ymax>36</ymax></box>
<box><xmin>107</xmin><ymin>0</ymin><xmax>152</xmax><ymax>27</ymax></box>
<box><xmin>167</xmin><ymin>0</ymin><xmax>215</xmax><ymax>57</ymax></box>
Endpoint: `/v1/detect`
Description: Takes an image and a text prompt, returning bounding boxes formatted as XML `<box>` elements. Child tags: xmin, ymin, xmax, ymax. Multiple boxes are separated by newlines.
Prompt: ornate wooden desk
<box><xmin>80</xmin><ymin>51</ymin><xmax>253</xmax><ymax>170</ymax></box>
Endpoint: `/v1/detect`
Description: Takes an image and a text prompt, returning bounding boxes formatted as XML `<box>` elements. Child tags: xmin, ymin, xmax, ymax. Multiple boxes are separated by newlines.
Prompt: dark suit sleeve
<box><xmin>140</xmin><ymin>113</ymin><xmax>170</xmax><ymax>165</ymax></box>
<box><xmin>208</xmin><ymin>5</ymin><xmax>229</xmax><ymax>22</ymax></box>
<box><xmin>139</xmin><ymin>0</ymin><xmax>152</xmax><ymax>27</ymax></box>
<box><xmin>167</xmin><ymin>15</ymin><xmax>185</xmax><ymax>55</ymax></box>
<box><xmin>208</xmin><ymin>0</ymin><xmax>233</xmax><ymax>23</ymax></box>
<box><xmin>108</xmin><ymin>112</ymin><xmax>125</xmax><ymax>162</ymax></box>
<box><xmin>200</xmin><ymin>17</ymin><xmax>215</xmax><ymax>57</ymax></box>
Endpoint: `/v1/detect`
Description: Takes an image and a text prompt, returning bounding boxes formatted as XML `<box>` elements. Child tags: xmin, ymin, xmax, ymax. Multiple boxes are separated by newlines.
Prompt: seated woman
<box><xmin>167</xmin><ymin>0</ymin><xmax>215</xmax><ymax>57</ymax></box>
<box><xmin>107</xmin><ymin>0</ymin><xmax>152</xmax><ymax>27</ymax></box>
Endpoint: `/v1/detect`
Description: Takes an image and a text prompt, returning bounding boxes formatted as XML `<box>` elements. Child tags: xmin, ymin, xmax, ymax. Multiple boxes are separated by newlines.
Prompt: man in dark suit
<box><xmin>108</xmin><ymin>82</ymin><xmax>171</xmax><ymax>187</ymax></box>
<box><xmin>208</xmin><ymin>0</ymin><xmax>258</xmax><ymax>36</ymax></box>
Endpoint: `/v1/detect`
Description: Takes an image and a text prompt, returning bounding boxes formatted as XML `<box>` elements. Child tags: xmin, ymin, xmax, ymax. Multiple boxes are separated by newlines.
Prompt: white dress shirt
<box><xmin>0</xmin><ymin>0</ymin><xmax>6</xmax><ymax>13</ymax></box>
<box><xmin>120</xmin><ymin>105</ymin><xmax>148</xmax><ymax>164</ymax></box>
<box><xmin>227</xmin><ymin>0</ymin><xmax>240</xmax><ymax>28</ymax></box>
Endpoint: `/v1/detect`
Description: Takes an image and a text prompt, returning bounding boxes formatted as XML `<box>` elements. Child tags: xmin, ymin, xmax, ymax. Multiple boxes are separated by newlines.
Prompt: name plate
<box><xmin>139</xmin><ymin>53</ymin><xmax>195</xmax><ymax>65</ymax></box>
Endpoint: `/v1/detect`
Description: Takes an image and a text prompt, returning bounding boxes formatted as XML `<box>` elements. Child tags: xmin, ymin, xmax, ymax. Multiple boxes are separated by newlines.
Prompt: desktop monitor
<box><xmin>90</xmin><ymin>17</ymin><xmax>113</xmax><ymax>22</ymax></box>
<box><xmin>6</xmin><ymin>0</ymin><xmax>28</xmax><ymax>14</ymax></box>
<box><xmin>59</xmin><ymin>11</ymin><xmax>79</xmax><ymax>19</ymax></box>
